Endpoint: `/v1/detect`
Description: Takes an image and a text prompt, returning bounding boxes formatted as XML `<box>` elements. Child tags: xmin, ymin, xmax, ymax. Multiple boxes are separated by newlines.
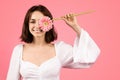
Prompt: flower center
<box><xmin>43</xmin><ymin>22</ymin><xmax>49</xmax><ymax>27</ymax></box>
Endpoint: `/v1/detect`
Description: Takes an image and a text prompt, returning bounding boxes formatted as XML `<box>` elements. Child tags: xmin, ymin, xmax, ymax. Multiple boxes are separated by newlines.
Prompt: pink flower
<box><xmin>39</xmin><ymin>16</ymin><xmax>53</xmax><ymax>32</ymax></box>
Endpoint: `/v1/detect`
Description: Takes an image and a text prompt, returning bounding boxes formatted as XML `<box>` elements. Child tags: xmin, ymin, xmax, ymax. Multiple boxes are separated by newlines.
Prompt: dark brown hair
<box><xmin>20</xmin><ymin>5</ymin><xmax>57</xmax><ymax>43</ymax></box>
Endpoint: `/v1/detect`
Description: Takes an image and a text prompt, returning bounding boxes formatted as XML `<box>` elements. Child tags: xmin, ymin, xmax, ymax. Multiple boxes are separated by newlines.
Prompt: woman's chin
<box><xmin>33</xmin><ymin>32</ymin><xmax>45</xmax><ymax>38</ymax></box>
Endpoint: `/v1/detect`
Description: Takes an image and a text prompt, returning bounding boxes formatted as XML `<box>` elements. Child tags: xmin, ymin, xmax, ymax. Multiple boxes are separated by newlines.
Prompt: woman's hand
<box><xmin>61</xmin><ymin>13</ymin><xmax>81</xmax><ymax>36</ymax></box>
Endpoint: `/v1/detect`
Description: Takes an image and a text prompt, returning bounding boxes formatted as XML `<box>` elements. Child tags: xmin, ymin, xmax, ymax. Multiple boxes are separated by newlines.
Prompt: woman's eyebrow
<box><xmin>30</xmin><ymin>19</ymin><xmax>35</xmax><ymax>20</ymax></box>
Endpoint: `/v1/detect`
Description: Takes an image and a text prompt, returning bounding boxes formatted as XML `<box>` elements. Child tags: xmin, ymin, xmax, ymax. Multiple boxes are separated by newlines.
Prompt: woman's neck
<box><xmin>32</xmin><ymin>36</ymin><xmax>48</xmax><ymax>46</ymax></box>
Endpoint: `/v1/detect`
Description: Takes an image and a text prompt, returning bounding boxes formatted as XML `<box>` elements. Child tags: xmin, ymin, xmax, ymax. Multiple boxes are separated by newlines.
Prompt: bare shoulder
<box><xmin>48</xmin><ymin>43</ymin><xmax>54</xmax><ymax>48</ymax></box>
<box><xmin>22</xmin><ymin>43</ymin><xmax>33</xmax><ymax>49</ymax></box>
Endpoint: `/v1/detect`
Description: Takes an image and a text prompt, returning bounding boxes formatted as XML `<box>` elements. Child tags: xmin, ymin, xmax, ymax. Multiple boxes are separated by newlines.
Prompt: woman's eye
<box><xmin>30</xmin><ymin>21</ymin><xmax>35</xmax><ymax>23</ymax></box>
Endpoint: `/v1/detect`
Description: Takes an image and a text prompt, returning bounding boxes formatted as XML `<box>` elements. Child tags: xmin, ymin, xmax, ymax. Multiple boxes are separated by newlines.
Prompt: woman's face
<box><xmin>29</xmin><ymin>11</ymin><xmax>46</xmax><ymax>38</ymax></box>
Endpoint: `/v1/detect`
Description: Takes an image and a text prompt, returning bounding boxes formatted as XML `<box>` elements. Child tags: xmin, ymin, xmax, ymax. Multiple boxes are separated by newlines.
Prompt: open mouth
<box><xmin>33</xmin><ymin>29</ymin><xmax>43</xmax><ymax>33</ymax></box>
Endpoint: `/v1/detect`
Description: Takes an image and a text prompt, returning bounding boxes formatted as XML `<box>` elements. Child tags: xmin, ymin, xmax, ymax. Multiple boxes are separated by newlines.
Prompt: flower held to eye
<box><xmin>39</xmin><ymin>16</ymin><xmax>53</xmax><ymax>32</ymax></box>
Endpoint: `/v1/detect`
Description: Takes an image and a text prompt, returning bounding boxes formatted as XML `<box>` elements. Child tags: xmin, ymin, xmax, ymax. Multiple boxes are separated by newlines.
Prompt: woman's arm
<box><xmin>6</xmin><ymin>45</ymin><xmax>22</xmax><ymax>80</ymax></box>
<box><xmin>56</xmin><ymin>14</ymin><xmax>100</xmax><ymax>68</ymax></box>
<box><xmin>56</xmin><ymin>28</ymin><xmax>100</xmax><ymax>68</ymax></box>
<box><xmin>61</xmin><ymin>13</ymin><xmax>81</xmax><ymax>36</ymax></box>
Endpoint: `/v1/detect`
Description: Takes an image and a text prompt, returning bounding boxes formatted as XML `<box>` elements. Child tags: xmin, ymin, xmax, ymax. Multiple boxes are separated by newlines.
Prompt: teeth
<box><xmin>35</xmin><ymin>30</ymin><xmax>40</xmax><ymax>32</ymax></box>
<box><xmin>33</xmin><ymin>29</ymin><xmax>43</xmax><ymax>32</ymax></box>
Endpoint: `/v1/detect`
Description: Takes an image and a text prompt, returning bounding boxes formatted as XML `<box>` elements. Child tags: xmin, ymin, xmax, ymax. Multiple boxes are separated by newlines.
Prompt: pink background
<box><xmin>0</xmin><ymin>0</ymin><xmax>120</xmax><ymax>80</ymax></box>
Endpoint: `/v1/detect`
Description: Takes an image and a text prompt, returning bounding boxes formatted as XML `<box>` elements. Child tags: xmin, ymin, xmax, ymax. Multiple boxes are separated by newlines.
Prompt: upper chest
<box><xmin>22</xmin><ymin>44</ymin><xmax>56</xmax><ymax>67</ymax></box>
<box><xmin>19</xmin><ymin>44</ymin><xmax>62</xmax><ymax>78</ymax></box>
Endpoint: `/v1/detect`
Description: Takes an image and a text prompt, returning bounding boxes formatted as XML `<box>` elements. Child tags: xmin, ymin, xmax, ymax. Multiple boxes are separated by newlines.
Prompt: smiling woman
<box><xmin>29</xmin><ymin>11</ymin><xmax>46</xmax><ymax>37</ymax></box>
<box><xmin>20</xmin><ymin>5</ymin><xmax>57</xmax><ymax>43</ymax></box>
<box><xmin>6</xmin><ymin>4</ymin><xmax>100</xmax><ymax>80</ymax></box>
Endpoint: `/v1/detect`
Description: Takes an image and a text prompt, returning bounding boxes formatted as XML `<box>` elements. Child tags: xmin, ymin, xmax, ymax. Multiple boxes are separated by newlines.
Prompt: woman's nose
<box><xmin>35</xmin><ymin>22</ymin><xmax>39</xmax><ymax>28</ymax></box>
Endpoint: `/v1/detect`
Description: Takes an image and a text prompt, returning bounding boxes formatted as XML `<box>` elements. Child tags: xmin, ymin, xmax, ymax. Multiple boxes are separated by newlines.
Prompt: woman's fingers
<box><xmin>62</xmin><ymin>13</ymin><xmax>75</xmax><ymax>21</ymax></box>
<box><xmin>65</xmin><ymin>13</ymin><xmax>74</xmax><ymax>18</ymax></box>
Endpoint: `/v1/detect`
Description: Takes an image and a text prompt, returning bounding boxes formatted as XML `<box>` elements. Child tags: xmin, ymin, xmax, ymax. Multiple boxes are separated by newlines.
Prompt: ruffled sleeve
<box><xmin>6</xmin><ymin>44</ymin><xmax>22</xmax><ymax>80</ymax></box>
<box><xmin>56</xmin><ymin>28</ymin><xmax>100</xmax><ymax>68</ymax></box>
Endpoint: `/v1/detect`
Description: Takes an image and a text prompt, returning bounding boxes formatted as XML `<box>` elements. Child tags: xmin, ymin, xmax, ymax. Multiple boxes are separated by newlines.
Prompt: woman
<box><xmin>6</xmin><ymin>5</ymin><xmax>100</xmax><ymax>80</ymax></box>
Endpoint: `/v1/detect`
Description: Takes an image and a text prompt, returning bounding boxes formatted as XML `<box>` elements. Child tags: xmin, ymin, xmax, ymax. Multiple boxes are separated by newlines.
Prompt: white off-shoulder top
<box><xmin>6</xmin><ymin>29</ymin><xmax>100</xmax><ymax>80</ymax></box>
